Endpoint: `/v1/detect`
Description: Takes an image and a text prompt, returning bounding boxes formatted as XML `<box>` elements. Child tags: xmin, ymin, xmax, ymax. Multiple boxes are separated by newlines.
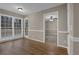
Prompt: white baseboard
<box><xmin>57</xmin><ymin>44</ymin><xmax>68</xmax><ymax>48</ymax></box>
<box><xmin>25</xmin><ymin>36</ymin><xmax>44</xmax><ymax>43</ymax></box>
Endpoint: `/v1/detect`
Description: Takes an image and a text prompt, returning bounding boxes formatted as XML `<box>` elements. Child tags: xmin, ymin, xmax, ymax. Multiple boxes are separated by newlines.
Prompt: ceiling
<box><xmin>0</xmin><ymin>3</ymin><xmax>63</xmax><ymax>15</ymax></box>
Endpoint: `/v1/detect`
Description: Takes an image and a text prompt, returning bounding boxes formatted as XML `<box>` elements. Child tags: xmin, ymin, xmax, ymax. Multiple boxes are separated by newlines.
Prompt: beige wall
<box><xmin>27</xmin><ymin>4</ymin><xmax>67</xmax><ymax>42</ymax></box>
<box><xmin>73</xmin><ymin>4</ymin><xmax>79</xmax><ymax>37</ymax></box>
<box><xmin>73</xmin><ymin>41</ymin><xmax>79</xmax><ymax>55</ymax></box>
<box><xmin>27</xmin><ymin>12</ymin><xmax>44</xmax><ymax>42</ymax></box>
<box><xmin>71</xmin><ymin>4</ymin><xmax>79</xmax><ymax>55</ymax></box>
<box><xmin>28</xmin><ymin>12</ymin><xmax>43</xmax><ymax>30</ymax></box>
<box><xmin>0</xmin><ymin>9</ymin><xmax>24</xmax><ymax>18</ymax></box>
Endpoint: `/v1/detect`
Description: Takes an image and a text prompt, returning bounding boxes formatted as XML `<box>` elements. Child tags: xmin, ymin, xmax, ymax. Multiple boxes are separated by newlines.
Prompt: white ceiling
<box><xmin>0</xmin><ymin>3</ymin><xmax>63</xmax><ymax>15</ymax></box>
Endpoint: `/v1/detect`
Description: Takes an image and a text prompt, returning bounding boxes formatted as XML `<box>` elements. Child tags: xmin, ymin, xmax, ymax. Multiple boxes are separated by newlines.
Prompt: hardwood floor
<box><xmin>0</xmin><ymin>38</ymin><xmax>68</xmax><ymax>55</ymax></box>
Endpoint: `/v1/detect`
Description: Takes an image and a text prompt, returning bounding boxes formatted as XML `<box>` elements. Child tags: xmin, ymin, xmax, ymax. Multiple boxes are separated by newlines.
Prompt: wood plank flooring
<box><xmin>0</xmin><ymin>38</ymin><xmax>68</xmax><ymax>55</ymax></box>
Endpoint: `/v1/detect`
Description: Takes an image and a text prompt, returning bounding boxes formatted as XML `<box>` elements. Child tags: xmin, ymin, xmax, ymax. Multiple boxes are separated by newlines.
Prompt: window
<box><xmin>1</xmin><ymin>16</ymin><xmax>12</xmax><ymax>38</ymax></box>
<box><xmin>25</xmin><ymin>20</ymin><xmax>28</xmax><ymax>35</ymax></box>
<box><xmin>14</xmin><ymin>18</ymin><xmax>21</xmax><ymax>36</ymax></box>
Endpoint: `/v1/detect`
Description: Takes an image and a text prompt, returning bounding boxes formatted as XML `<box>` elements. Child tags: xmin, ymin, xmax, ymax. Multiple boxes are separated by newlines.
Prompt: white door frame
<box><xmin>24</xmin><ymin>18</ymin><xmax>29</xmax><ymax>38</ymax></box>
<box><xmin>67</xmin><ymin>3</ymin><xmax>74</xmax><ymax>55</ymax></box>
<box><xmin>43</xmin><ymin>11</ymin><xmax>58</xmax><ymax>43</ymax></box>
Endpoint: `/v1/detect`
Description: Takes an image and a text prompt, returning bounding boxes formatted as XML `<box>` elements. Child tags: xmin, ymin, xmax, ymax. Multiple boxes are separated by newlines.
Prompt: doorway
<box><xmin>24</xmin><ymin>18</ymin><xmax>28</xmax><ymax>37</ymax></box>
<box><xmin>43</xmin><ymin>11</ymin><xmax>69</xmax><ymax>49</ymax></box>
<box><xmin>43</xmin><ymin>11</ymin><xmax>58</xmax><ymax>45</ymax></box>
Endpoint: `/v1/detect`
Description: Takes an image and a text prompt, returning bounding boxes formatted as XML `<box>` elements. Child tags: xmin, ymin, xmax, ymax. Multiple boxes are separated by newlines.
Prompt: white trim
<box><xmin>57</xmin><ymin>11</ymin><xmax>59</xmax><ymax>47</ymax></box>
<box><xmin>58</xmin><ymin>31</ymin><xmax>69</xmax><ymax>34</ymax></box>
<box><xmin>21</xmin><ymin>18</ymin><xmax>23</xmax><ymax>36</ymax></box>
<box><xmin>0</xmin><ymin>16</ymin><xmax>1</xmax><ymax>40</ymax></box>
<box><xmin>24</xmin><ymin>18</ymin><xmax>28</xmax><ymax>37</ymax></box>
<box><xmin>45</xmin><ymin>29</ymin><xmax>57</xmax><ymax>31</ymax></box>
<box><xmin>0</xmin><ymin>13</ymin><xmax>23</xmax><ymax>19</ymax></box>
<box><xmin>28</xmin><ymin>30</ymin><xmax>43</xmax><ymax>32</ymax></box>
<box><xmin>43</xmin><ymin>14</ymin><xmax>45</xmax><ymax>43</ymax></box>
<box><xmin>25</xmin><ymin>36</ymin><xmax>44</xmax><ymax>43</ymax></box>
<box><xmin>57</xmin><ymin>44</ymin><xmax>68</xmax><ymax>48</ymax></box>
<box><xmin>24</xmin><ymin>17</ymin><xmax>29</xmax><ymax>19</ymax></box>
<box><xmin>12</xmin><ymin>17</ymin><xmax>15</xmax><ymax>38</ymax></box>
<box><xmin>67</xmin><ymin>3</ymin><xmax>74</xmax><ymax>55</ymax></box>
<box><xmin>0</xmin><ymin>14</ymin><xmax>13</xmax><ymax>18</ymax></box>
